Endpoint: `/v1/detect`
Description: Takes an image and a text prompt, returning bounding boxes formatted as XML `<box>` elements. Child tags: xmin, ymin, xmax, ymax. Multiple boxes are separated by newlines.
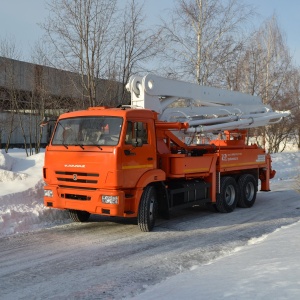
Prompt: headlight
<box><xmin>102</xmin><ymin>195</ymin><xmax>118</xmax><ymax>204</ymax></box>
<box><xmin>44</xmin><ymin>189</ymin><xmax>53</xmax><ymax>197</ymax></box>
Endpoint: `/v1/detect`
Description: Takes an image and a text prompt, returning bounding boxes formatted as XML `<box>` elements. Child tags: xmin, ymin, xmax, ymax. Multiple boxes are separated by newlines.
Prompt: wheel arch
<box><xmin>134</xmin><ymin>170</ymin><xmax>168</xmax><ymax>220</ymax></box>
<box><xmin>136</xmin><ymin>169</ymin><xmax>166</xmax><ymax>189</ymax></box>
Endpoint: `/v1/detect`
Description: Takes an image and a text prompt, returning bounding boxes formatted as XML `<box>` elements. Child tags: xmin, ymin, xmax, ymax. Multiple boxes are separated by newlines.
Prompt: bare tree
<box><xmin>159</xmin><ymin>0</ymin><xmax>254</xmax><ymax>85</ymax></box>
<box><xmin>273</xmin><ymin>67</ymin><xmax>300</xmax><ymax>152</ymax></box>
<box><xmin>0</xmin><ymin>36</ymin><xmax>22</xmax><ymax>61</ymax></box>
<box><xmin>228</xmin><ymin>16</ymin><xmax>293</xmax><ymax>152</ymax></box>
<box><xmin>42</xmin><ymin>0</ymin><xmax>118</xmax><ymax>107</ymax></box>
<box><xmin>233</xmin><ymin>16</ymin><xmax>292</xmax><ymax>102</ymax></box>
<box><xmin>110</xmin><ymin>0</ymin><xmax>163</xmax><ymax>104</ymax></box>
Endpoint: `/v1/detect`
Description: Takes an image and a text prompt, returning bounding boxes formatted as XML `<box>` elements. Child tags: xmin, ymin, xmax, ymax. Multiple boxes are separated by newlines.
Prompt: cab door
<box><xmin>121</xmin><ymin>119</ymin><xmax>156</xmax><ymax>188</ymax></box>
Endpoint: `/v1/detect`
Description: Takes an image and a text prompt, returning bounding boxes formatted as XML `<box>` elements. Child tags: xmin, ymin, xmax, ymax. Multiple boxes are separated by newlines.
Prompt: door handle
<box><xmin>147</xmin><ymin>157</ymin><xmax>153</xmax><ymax>161</ymax></box>
<box><xmin>124</xmin><ymin>150</ymin><xmax>136</xmax><ymax>156</ymax></box>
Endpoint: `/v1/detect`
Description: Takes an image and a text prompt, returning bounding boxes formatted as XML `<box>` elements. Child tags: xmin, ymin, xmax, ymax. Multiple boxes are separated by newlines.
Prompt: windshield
<box><xmin>52</xmin><ymin>116</ymin><xmax>123</xmax><ymax>146</ymax></box>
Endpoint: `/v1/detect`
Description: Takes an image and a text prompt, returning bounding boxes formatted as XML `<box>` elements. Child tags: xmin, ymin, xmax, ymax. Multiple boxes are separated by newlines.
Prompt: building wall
<box><xmin>0</xmin><ymin>112</ymin><xmax>49</xmax><ymax>147</ymax></box>
<box><xmin>0</xmin><ymin>56</ymin><xmax>124</xmax><ymax>107</ymax></box>
<box><xmin>0</xmin><ymin>56</ymin><xmax>128</xmax><ymax>147</ymax></box>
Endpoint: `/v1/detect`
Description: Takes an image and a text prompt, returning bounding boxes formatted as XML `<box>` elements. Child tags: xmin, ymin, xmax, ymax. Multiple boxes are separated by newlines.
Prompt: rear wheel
<box><xmin>69</xmin><ymin>210</ymin><xmax>91</xmax><ymax>222</ymax></box>
<box><xmin>237</xmin><ymin>174</ymin><xmax>257</xmax><ymax>208</ymax></box>
<box><xmin>138</xmin><ymin>185</ymin><xmax>158</xmax><ymax>232</ymax></box>
<box><xmin>216</xmin><ymin>176</ymin><xmax>238</xmax><ymax>213</ymax></box>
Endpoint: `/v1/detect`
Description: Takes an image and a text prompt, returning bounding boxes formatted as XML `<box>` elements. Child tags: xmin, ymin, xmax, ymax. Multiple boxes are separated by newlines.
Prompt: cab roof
<box><xmin>58</xmin><ymin>106</ymin><xmax>157</xmax><ymax>120</ymax></box>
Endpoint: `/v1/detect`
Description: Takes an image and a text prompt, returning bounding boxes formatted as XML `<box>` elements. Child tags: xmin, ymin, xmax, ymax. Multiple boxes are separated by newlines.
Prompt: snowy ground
<box><xmin>0</xmin><ymin>148</ymin><xmax>300</xmax><ymax>299</ymax></box>
<box><xmin>132</xmin><ymin>221</ymin><xmax>300</xmax><ymax>300</ymax></box>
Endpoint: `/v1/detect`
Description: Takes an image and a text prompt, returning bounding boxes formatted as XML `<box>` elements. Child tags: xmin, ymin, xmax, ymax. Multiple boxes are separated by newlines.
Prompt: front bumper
<box><xmin>44</xmin><ymin>185</ymin><xmax>127</xmax><ymax>217</ymax></box>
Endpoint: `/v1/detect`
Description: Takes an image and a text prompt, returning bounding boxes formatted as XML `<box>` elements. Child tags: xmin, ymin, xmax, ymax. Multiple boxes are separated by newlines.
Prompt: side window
<box><xmin>125</xmin><ymin>121</ymin><xmax>148</xmax><ymax>145</ymax></box>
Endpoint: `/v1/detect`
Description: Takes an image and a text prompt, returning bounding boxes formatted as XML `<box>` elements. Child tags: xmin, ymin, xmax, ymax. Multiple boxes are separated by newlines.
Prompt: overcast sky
<box><xmin>1</xmin><ymin>0</ymin><xmax>300</xmax><ymax>64</ymax></box>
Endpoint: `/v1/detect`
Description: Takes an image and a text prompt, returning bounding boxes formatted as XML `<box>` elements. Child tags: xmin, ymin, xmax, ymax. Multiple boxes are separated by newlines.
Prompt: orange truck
<box><xmin>42</xmin><ymin>74</ymin><xmax>290</xmax><ymax>231</ymax></box>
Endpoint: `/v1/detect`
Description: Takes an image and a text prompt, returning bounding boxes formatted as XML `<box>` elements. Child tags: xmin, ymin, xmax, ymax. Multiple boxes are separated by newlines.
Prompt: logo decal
<box><xmin>73</xmin><ymin>174</ymin><xmax>77</xmax><ymax>181</ymax></box>
<box><xmin>222</xmin><ymin>154</ymin><xmax>227</xmax><ymax>161</ymax></box>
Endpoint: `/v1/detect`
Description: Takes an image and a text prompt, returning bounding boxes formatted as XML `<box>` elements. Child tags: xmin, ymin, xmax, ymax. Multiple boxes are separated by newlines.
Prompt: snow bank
<box><xmin>0</xmin><ymin>150</ymin><xmax>14</xmax><ymax>171</ymax></box>
<box><xmin>0</xmin><ymin>149</ymin><xmax>69</xmax><ymax>238</ymax></box>
<box><xmin>271</xmin><ymin>151</ymin><xmax>300</xmax><ymax>181</ymax></box>
<box><xmin>133</xmin><ymin>221</ymin><xmax>300</xmax><ymax>300</ymax></box>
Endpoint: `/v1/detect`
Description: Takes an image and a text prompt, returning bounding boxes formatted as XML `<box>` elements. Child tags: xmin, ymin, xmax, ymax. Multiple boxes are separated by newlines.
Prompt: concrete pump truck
<box><xmin>42</xmin><ymin>74</ymin><xmax>290</xmax><ymax>231</ymax></box>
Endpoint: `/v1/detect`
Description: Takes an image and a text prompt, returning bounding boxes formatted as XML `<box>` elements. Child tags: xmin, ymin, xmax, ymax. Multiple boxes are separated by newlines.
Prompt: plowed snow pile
<box><xmin>0</xmin><ymin>149</ymin><xmax>69</xmax><ymax>237</ymax></box>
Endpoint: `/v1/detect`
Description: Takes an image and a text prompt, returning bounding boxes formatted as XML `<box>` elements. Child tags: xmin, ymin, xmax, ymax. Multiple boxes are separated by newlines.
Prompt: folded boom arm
<box><xmin>126</xmin><ymin>74</ymin><xmax>290</xmax><ymax>133</ymax></box>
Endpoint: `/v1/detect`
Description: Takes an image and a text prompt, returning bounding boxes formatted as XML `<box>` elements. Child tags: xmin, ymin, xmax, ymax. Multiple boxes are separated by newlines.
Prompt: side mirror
<box><xmin>39</xmin><ymin>117</ymin><xmax>57</xmax><ymax>127</ymax></box>
<box><xmin>39</xmin><ymin>117</ymin><xmax>50</xmax><ymax>127</ymax></box>
<box><xmin>132</xmin><ymin>138</ymin><xmax>143</xmax><ymax>147</ymax></box>
<box><xmin>39</xmin><ymin>117</ymin><xmax>57</xmax><ymax>144</ymax></box>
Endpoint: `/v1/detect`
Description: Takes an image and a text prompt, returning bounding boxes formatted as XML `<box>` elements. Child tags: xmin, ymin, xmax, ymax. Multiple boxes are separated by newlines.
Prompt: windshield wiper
<box><xmin>75</xmin><ymin>144</ymin><xmax>85</xmax><ymax>150</ymax></box>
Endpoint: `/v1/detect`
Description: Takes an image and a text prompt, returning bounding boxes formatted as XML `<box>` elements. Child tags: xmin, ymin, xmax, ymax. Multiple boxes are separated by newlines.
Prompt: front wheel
<box><xmin>216</xmin><ymin>176</ymin><xmax>238</xmax><ymax>213</ymax></box>
<box><xmin>138</xmin><ymin>185</ymin><xmax>158</xmax><ymax>232</ymax></box>
<box><xmin>69</xmin><ymin>210</ymin><xmax>91</xmax><ymax>222</ymax></box>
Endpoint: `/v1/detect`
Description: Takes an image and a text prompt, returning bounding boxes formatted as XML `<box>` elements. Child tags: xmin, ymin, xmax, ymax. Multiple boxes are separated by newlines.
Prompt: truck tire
<box><xmin>216</xmin><ymin>176</ymin><xmax>238</xmax><ymax>213</ymax></box>
<box><xmin>138</xmin><ymin>185</ymin><xmax>158</xmax><ymax>232</ymax></box>
<box><xmin>237</xmin><ymin>174</ymin><xmax>257</xmax><ymax>208</ymax></box>
<box><xmin>69</xmin><ymin>210</ymin><xmax>91</xmax><ymax>222</ymax></box>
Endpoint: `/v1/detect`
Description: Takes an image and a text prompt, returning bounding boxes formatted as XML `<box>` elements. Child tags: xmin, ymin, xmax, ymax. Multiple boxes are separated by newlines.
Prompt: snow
<box><xmin>0</xmin><ymin>148</ymin><xmax>300</xmax><ymax>299</ymax></box>
<box><xmin>133</xmin><ymin>221</ymin><xmax>300</xmax><ymax>300</ymax></box>
<box><xmin>0</xmin><ymin>149</ymin><xmax>69</xmax><ymax>238</ymax></box>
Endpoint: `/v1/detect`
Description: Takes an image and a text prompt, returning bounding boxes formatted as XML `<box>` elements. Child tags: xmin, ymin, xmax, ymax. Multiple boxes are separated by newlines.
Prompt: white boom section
<box><xmin>126</xmin><ymin>73</ymin><xmax>290</xmax><ymax>133</ymax></box>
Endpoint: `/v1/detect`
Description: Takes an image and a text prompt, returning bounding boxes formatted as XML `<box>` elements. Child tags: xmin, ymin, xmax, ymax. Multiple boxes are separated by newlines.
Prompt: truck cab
<box><xmin>43</xmin><ymin>107</ymin><xmax>164</xmax><ymax>224</ymax></box>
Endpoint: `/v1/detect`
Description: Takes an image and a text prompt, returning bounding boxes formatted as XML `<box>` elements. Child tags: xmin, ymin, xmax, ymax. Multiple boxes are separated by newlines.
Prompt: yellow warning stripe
<box><xmin>122</xmin><ymin>164</ymin><xmax>153</xmax><ymax>170</ymax></box>
<box><xmin>184</xmin><ymin>168</ymin><xmax>210</xmax><ymax>173</ymax></box>
<box><xmin>221</xmin><ymin>161</ymin><xmax>265</xmax><ymax>167</ymax></box>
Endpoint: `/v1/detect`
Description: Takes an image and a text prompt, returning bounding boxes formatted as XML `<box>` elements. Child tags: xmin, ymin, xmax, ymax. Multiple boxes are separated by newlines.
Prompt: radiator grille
<box><xmin>55</xmin><ymin>171</ymin><xmax>99</xmax><ymax>185</ymax></box>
